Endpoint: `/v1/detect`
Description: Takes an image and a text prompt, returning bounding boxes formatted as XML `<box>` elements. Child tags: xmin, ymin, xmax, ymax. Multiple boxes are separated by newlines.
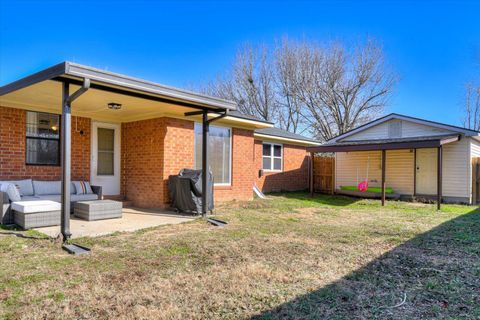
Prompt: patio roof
<box><xmin>307</xmin><ymin>134</ymin><xmax>461</xmax><ymax>153</ymax></box>
<box><xmin>0</xmin><ymin>61</ymin><xmax>236</xmax><ymax>109</ymax></box>
<box><xmin>0</xmin><ymin>62</ymin><xmax>272</xmax><ymax>128</ymax></box>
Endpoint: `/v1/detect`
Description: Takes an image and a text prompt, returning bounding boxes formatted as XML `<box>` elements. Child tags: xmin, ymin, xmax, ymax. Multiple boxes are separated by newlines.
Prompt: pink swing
<box><xmin>356</xmin><ymin>155</ymin><xmax>370</xmax><ymax>192</ymax></box>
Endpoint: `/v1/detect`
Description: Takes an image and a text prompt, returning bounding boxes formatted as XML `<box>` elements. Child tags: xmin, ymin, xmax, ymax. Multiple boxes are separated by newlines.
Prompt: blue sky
<box><xmin>0</xmin><ymin>0</ymin><xmax>479</xmax><ymax>126</ymax></box>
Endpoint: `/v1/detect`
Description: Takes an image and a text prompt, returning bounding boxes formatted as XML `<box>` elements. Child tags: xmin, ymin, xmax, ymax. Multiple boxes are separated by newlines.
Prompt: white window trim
<box><xmin>262</xmin><ymin>142</ymin><xmax>283</xmax><ymax>172</ymax></box>
<box><xmin>194</xmin><ymin>123</ymin><xmax>232</xmax><ymax>186</ymax></box>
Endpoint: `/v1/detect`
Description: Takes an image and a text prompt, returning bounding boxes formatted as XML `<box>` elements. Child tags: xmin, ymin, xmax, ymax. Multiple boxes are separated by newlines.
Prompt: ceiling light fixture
<box><xmin>108</xmin><ymin>102</ymin><xmax>122</xmax><ymax>110</ymax></box>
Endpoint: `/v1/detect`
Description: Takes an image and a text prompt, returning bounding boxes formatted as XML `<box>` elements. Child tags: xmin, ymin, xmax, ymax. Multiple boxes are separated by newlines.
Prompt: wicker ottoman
<box><xmin>74</xmin><ymin>200</ymin><xmax>122</xmax><ymax>221</ymax></box>
<box><xmin>12</xmin><ymin>201</ymin><xmax>61</xmax><ymax>229</ymax></box>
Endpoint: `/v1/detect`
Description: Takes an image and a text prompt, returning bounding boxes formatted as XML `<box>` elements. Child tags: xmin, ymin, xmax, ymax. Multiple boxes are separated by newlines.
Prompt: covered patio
<box><xmin>0</xmin><ymin>61</ymin><xmax>239</xmax><ymax>240</ymax></box>
<box><xmin>308</xmin><ymin>134</ymin><xmax>461</xmax><ymax>209</ymax></box>
<box><xmin>34</xmin><ymin>207</ymin><xmax>196</xmax><ymax>239</ymax></box>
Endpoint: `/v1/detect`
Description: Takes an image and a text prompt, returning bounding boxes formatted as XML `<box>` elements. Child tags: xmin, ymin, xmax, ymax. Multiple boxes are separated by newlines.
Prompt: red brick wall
<box><xmin>254</xmin><ymin>140</ymin><xmax>310</xmax><ymax>193</ymax></box>
<box><xmin>121</xmin><ymin>118</ymin><xmax>254</xmax><ymax>207</ymax></box>
<box><xmin>161</xmin><ymin>118</ymin><xmax>195</xmax><ymax>203</ymax></box>
<box><xmin>1</xmin><ymin>105</ymin><xmax>308</xmax><ymax>206</ymax></box>
<box><xmin>121</xmin><ymin>118</ymin><xmax>166</xmax><ymax>208</ymax></box>
<box><xmin>0</xmin><ymin>105</ymin><xmax>90</xmax><ymax>181</ymax></box>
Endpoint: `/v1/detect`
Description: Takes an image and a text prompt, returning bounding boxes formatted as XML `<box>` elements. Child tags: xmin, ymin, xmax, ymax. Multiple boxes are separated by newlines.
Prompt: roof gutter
<box><xmin>0</xmin><ymin>62</ymin><xmax>66</xmax><ymax>96</ymax></box>
<box><xmin>307</xmin><ymin>135</ymin><xmax>460</xmax><ymax>153</ymax></box>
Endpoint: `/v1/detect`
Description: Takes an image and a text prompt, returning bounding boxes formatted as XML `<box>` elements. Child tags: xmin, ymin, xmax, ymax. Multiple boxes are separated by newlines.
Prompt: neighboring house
<box><xmin>309</xmin><ymin>113</ymin><xmax>480</xmax><ymax>205</ymax></box>
<box><xmin>0</xmin><ymin>62</ymin><xmax>318</xmax><ymax>210</ymax></box>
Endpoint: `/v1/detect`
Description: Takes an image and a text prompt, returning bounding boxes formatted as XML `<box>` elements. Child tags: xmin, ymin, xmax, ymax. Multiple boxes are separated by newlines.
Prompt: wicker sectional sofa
<box><xmin>0</xmin><ymin>179</ymin><xmax>102</xmax><ymax>225</ymax></box>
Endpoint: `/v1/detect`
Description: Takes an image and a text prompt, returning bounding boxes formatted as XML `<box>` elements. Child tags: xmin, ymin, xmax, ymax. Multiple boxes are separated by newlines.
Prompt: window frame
<box><xmin>262</xmin><ymin>142</ymin><xmax>283</xmax><ymax>172</ymax></box>
<box><xmin>96</xmin><ymin>127</ymin><xmax>116</xmax><ymax>176</ymax></box>
<box><xmin>193</xmin><ymin>123</ymin><xmax>233</xmax><ymax>186</ymax></box>
<box><xmin>25</xmin><ymin>111</ymin><xmax>61</xmax><ymax>166</ymax></box>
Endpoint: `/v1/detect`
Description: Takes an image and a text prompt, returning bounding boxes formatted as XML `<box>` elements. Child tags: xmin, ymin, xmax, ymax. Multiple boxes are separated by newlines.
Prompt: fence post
<box><xmin>310</xmin><ymin>152</ymin><xmax>314</xmax><ymax>197</ymax></box>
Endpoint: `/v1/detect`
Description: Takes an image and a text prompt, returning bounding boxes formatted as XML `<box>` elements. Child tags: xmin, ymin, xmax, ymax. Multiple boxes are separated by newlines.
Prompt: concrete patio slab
<box><xmin>34</xmin><ymin>207</ymin><xmax>197</xmax><ymax>239</ymax></box>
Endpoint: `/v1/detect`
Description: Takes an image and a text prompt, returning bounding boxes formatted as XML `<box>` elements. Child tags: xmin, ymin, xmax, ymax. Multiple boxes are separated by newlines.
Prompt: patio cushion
<box><xmin>0</xmin><ymin>179</ymin><xmax>34</xmax><ymax>196</ymax></box>
<box><xmin>73</xmin><ymin>181</ymin><xmax>93</xmax><ymax>195</ymax></box>
<box><xmin>71</xmin><ymin>194</ymin><xmax>99</xmax><ymax>202</ymax></box>
<box><xmin>0</xmin><ymin>183</ymin><xmax>21</xmax><ymax>202</ymax></box>
<box><xmin>11</xmin><ymin>200</ymin><xmax>61</xmax><ymax>214</ymax></box>
<box><xmin>33</xmin><ymin>180</ymin><xmax>61</xmax><ymax>195</ymax></box>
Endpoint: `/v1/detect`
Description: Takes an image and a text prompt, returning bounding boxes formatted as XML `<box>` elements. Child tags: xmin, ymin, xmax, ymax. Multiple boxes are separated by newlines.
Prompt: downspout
<box><xmin>61</xmin><ymin>78</ymin><xmax>90</xmax><ymax>241</ymax></box>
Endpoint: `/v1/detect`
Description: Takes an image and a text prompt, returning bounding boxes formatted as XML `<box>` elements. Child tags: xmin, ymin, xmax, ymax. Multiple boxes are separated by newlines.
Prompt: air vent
<box><xmin>388</xmin><ymin>121</ymin><xmax>402</xmax><ymax>138</ymax></box>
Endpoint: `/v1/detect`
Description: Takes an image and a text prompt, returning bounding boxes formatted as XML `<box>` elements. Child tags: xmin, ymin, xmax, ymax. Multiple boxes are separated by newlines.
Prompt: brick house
<box><xmin>0</xmin><ymin>62</ymin><xmax>319</xmax><ymax>209</ymax></box>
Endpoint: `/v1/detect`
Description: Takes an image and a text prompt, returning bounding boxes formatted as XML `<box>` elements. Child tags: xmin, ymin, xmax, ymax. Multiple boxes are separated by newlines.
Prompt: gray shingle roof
<box><xmin>255</xmin><ymin>127</ymin><xmax>319</xmax><ymax>143</ymax></box>
<box><xmin>227</xmin><ymin>111</ymin><xmax>318</xmax><ymax>144</ymax></box>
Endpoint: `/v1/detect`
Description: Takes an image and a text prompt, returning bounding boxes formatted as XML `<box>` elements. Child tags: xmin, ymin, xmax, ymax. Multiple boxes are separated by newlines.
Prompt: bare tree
<box><xmin>463</xmin><ymin>83</ymin><xmax>480</xmax><ymax>131</ymax></box>
<box><xmin>202</xmin><ymin>38</ymin><xmax>396</xmax><ymax>140</ymax></box>
<box><xmin>274</xmin><ymin>39</ymin><xmax>305</xmax><ymax>133</ymax></box>
<box><xmin>289</xmin><ymin>39</ymin><xmax>396</xmax><ymax>141</ymax></box>
<box><xmin>204</xmin><ymin>44</ymin><xmax>279</xmax><ymax>123</ymax></box>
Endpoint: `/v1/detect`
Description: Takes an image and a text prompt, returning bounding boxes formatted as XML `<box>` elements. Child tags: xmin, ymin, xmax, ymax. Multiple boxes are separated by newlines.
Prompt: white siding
<box><xmin>336</xmin><ymin>150</ymin><xmax>414</xmax><ymax>195</ymax></box>
<box><xmin>386</xmin><ymin>149</ymin><xmax>414</xmax><ymax>194</ymax></box>
<box><xmin>336</xmin><ymin>151</ymin><xmax>382</xmax><ymax>189</ymax></box>
<box><xmin>442</xmin><ymin>139</ymin><xmax>469</xmax><ymax>198</ymax></box>
<box><xmin>471</xmin><ymin>138</ymin><xmax>480</xmax><ymax>157</ymax></box>
<box><xmin>342</xmin><ymin>119</ymin><xmax>455</xmax><ymax>141</ymax></box>
<box><xmin>469</xmin><ymin>137</ymin><xmax>480</xmax><ymax>203</ymax></box>
<box><xmin>343</xmin><ymin>123</ymin><xmax>389</xmax><ymax>141</ymax></box>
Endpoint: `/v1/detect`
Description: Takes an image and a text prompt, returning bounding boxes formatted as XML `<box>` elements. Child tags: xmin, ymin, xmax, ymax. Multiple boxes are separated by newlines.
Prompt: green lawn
<box><xmin>0</xmin><ymin>193</ymin><xmax>479</xmax><ymax>319</ymax></box>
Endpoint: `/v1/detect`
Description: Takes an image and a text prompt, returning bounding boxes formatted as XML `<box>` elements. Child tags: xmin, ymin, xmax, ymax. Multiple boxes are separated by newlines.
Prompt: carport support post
<box><xmin>381</xmin><ymin>149</ymin><xmax>386</xmax><ymax>206</ymax></box>
<box><xmin>437</xmin><ymin>146</ymin><xmax>443</xmax><ymax>210</ymax></box>
<box><xmin>201</xmin><ymin>111</ymin><xmax>209</xmax><ymax>217</ymax></box>
<box><xmin>61</xmin><ymin>82</ymin><xmax>72</xmax><ymax>240</ymax></box>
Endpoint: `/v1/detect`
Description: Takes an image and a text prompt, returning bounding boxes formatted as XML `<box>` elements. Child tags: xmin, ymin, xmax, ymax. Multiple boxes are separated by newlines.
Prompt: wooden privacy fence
<box><xmin>312</xmin><ymin>156</ymin><xmax>335</xmax><ymax>194</ymax></box>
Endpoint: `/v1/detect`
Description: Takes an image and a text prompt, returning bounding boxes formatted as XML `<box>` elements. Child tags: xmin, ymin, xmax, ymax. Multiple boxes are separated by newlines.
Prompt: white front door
<box><xmin>91</xmin><ymin>122</ymin><xmax>121</xmax><ymax>196</ymax></box>
<box><xmin>416</xmin><ymin>148</ymin><xmax>437</xmax><ymax>195</ymax></box>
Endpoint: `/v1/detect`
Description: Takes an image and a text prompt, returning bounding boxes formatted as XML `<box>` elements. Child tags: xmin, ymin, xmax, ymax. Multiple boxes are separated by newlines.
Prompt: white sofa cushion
<box><xmin>33</xmin><ymin>181</ymin><xmax>61</xmax><ymax>195</ymax></box>
<box><xmin>11</xmin><ymin>200</ymin><xmax>61</xmax><ymax>213</ymax></box>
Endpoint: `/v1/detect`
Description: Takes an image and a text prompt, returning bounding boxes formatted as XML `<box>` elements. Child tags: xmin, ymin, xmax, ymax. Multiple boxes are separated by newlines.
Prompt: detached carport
<box><xmin>307</xmin><ymin>134</ymin><xmax>461</xmax><ymax>210</ymax></box>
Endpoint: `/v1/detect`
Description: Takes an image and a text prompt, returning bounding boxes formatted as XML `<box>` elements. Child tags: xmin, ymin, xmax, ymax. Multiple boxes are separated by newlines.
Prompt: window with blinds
<box><xmin>25</xmin><ymin>111</ymin><xmax>60</xmax><ymax>165</ymax></box>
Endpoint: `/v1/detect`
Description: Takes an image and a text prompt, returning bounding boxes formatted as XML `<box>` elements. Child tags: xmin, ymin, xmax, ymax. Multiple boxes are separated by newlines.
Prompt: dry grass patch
<box><xmin>1</xmin><ymin>192</ymin><xmax>479</xmax><ymax>319</ymax></box>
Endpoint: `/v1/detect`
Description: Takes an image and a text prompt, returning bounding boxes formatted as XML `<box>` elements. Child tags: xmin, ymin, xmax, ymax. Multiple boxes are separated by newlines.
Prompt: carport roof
<box><xmin>307</xmin><ymin>134</ymin><xmax>461</xmax><ymax>152</ymax></box>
